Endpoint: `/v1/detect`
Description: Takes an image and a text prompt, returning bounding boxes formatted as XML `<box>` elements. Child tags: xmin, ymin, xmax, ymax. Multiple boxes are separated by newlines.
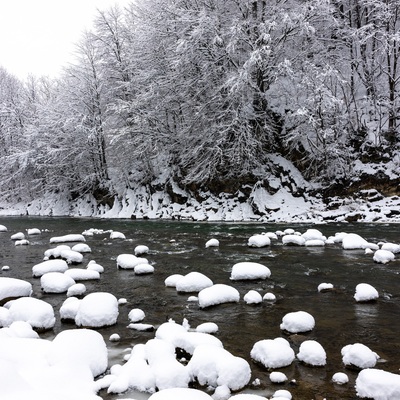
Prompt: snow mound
<box><xmin>205</xmin><ymin>238</ymin><xmax>219</xmax><ymax>248</ymax></box>
<box><xmin>40</xmin><ymin>272</ymin><xmax>76</xmax><ymax>293</ymax></box>
<box><xmin>230</xmin><ymin>262</ymin><xmax>271</xmax><ymax>280</ymax></box>
<box><xmin>165</xmin><ymin>274</ymin><xmax>184</xmax><ymax>287</ymax></box>
<box><xmin>341</xmin><ymin>343</ymin><xmax>379</xmax><ymax>369</ymax></box>
<box><xmin>116</xmin><ymin>254</ymin><xmax>148</xmax><ymax>269</ymax></box>
<box><xmin>65</xmin><ymin>268</ymin><xmax>100</xmax><ymax>281</ymax></box>
<box><xmin>305</xmin><ymin>239</ymin><xmax>325</xmax><ymax>247</ymax></box>
<box><xmin>32</xmin><ymin>259</ymin><xmax>69</xmax><ymax>277</ymax></box>
<box><xmin>196</xmin><ymin>322</ymin><xmax>218</xmax><ymax>334</ymax></box>
<box><xmin>47</xmin><ymin>328</ymin><xmax>108</xmax><ymax>377</ymax></box>
<box><xmin>135</xmin><ymin>263</ymin><xmax>154</xmax><ymax>274</ymax></box>
<box><xmin>110</xmin><ymin>231</ymin><xmax>126</xmax><ymax>239</ymax></box>
<box><xmin>11</xmin><ymin>232</ymin><xmax>25</xmax><ymax>240</ymax></box>
<box><xmin>248</xmin><ymin>234</ymin><xmax>271</xmax><ymax>247</ymax></box>
<box><xmin>176</xmin><ymin>272</ymin><xmax>213</xmax><ymax>293</ymax></box>
<box><xmin>356</xmin><ymin>369</ymin><xmax>400</xmax><ymax>400</ymax></box>
<box><xmin>60</xmin><ymin>248</ymin><xmax>84</xmax><ymax>264</ymax></box>
<box><xmin>128</xmin><ymin>308</ymin><xmax>145</xmax><ymax>323</ymax></box>
<box><xmin>71</xmin><ymin>243</ymin><xmax>92</xmax><ymax>253</ymax></box>
<box><xmin>43</xmin><ymin>244</ymin><xmax>71</xmax><ymax>260</ymax></box>
<box><xmin>50</xmin><ymin>234</ymin><xmax>86</xmax><ymax>243</ymax></box>
<box><xmin>280</xmin><ymin>311</ymin><xmax>315</xmax><ymax>333</ymax></box>
<box><xmin>380</xmin><ymin>242</ymin><xmax>400</xmax><ymax>254</ymax></box>
<box><xmin>75</xmin><ymin>292</ymin><xmax>119</xmax><ymax>327</ymax></box>
<box><xmin>135</xmin><ymin>244</ymin><xmax>149</xmax><ymax>255</ymax></box>
<box><xmin>318</xmin><ymin>282</ymin><xmax>334</xmax><ymax>292</ymax></box>
<box><xmin>148</xmin><ymin>388</ymin><xmax>213</xmax><ymax>399</ymax></box>
<box><xmin>296</xmin><ymin>340</ymin><xmax>326</xmax><ymax>366</ymax></box>
<box><xmin>332</xmin><ymin>372</ymin><xmax>349</xmax><ymax>385</ymax></box>
<box><xmin>301</xmin><ymin>229</ymin><xmax>326</xmax><ymax>241</ymax></box>
<box><xmin>270</xmin><ymin>371</ymin><xmax>288</xmax><ymax>383</ymax></box>
<box><xmin>373</xmin><ymin>249</ymin><xmax>395</xmax><ymax>264</ymax></box>
<box><xmin>187</xmin><ymin>344</ymin><xmax>251</xmax><ymax>391</ymax></box>
<box><xmin>282</xmin><ymin>235</ymin><xmax>305</xmax><ymax>246</ymax></box>
<box><xmin>27</xmin><ymin>228</ymin><xmax>41</xmax><ymax>235</ymax></box>
<box><xmin>0</xmin><ymin>224</ymin><xmax>7</xmax><ymax>232</ymax></box>
<box><xmin>244</xmin><ymin>290</ymin><xmax>263</xmax><ymax>304</ymax></box>
<box><xmin>354</xmin><ymin>283</ymin><xmax>379</xmax><ymax>302</ymax></box>
<box><xmin>0</xmin><ymin>277</ymin><xmax>32</xmax><ymax>303</ymax></box>
<box><xmin>67</xmin><ymin>283</ymin><xmax>86</xmax><ymax>297</ymax></box>
<box><xmin>5</xmin><ymin>297</ymin><xmax>55</xmax><ymax>330</ymax></box>
<box><xmin>342</xmin><ymin>233</ymin><xmax>378</xmax><ymax>250</ymax></box>
<box><xmin>198</xmin><ymin>284</ymin><xmax>240</xmax><ymax>308</ymax></box>
<box><xmin>60</xmin><ymin>297</ymin><xmax>81</xmax><ymax>320</ymax></box>
<box><xmin>251</xmin><ymin>337</ymin><xmax>295</xmax><ymax>368</ymax></box>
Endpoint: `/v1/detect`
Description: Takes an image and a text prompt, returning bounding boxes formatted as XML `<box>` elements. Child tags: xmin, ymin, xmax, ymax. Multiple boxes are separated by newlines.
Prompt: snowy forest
<box><xmin>0</xmin><ymin>0</ymin><xmax>399</xmax><ymax>220</ymax></box>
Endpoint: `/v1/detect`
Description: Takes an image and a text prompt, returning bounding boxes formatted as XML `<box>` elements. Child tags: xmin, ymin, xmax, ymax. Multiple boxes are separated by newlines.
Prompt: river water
<box><xmin>0</xmin><ymin>216</ymin><xmax>399</xmax><ymax>400</ymax></box>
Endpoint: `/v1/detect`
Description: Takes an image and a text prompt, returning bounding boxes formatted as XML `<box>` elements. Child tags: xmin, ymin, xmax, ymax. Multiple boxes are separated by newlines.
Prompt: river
<box><xmin>0</xmin><ymin>216</ymin><xmax>399</xmax><ymax>399</ymax></box>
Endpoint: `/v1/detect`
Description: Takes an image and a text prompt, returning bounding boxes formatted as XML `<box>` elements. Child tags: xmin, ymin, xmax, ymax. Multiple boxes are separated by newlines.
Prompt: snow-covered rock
<box><xmin>280</xmin><ymin>311</ymin><xmax>315</xmax><ymax>333</ymax></box>
<box><xmin>135</xmin><ymin>263</ymin><xmax>155</xmax><ymax>274</ymax></box>
<box><xmin>15</xmin><ymin>239</ymin><xmax>29</xmax><ymax>246</ymax></box>
<box><xmin>198</xmin><ymin>284</ymin><xmax>240</xmax><ymax>308</ymax></box>
<box><xmin>50</xmin><ymin>234</ymin><xmax>86</xmax><ymax>243</ymax></box>
<box><xmin>341</xmin><ymin>343</ymin><xmax>379</xmax><ymax>369</ymax></box>
<box><xmin>230</xmin><ymin>262</ymin><xmax>271</xmax><ymax>280</ymax></box>
<box><xmin>27</xmin><ymin>228</ymin><xmax>41</xmax><ymax>235</ymax></box>
<box><xmin>64</xmin><ymin>268</ymin><xmax>100</xmax><ymax>281</ymax></box>
<box><xmin>270</xmin><ymin>371</ymin><xmax>288</xmax><ymax>383</ymax></box>
<box><xmin>60</xmin><ymin>248</ymin><xmax>84</xmax><ymax>264</ymax></box>
<box><xmin>318</xmin><ymin>282</ymin><xmax>334</xmax><ymax>292</ymax></box>
<box><xmin>176</xmin><ymin>272</ymin><xmax>213</xmax><ymax>293</ymax></box>
<box><xmin>148</xmin><ymin>388</ymin><xmax>213</xmax><ymax>399</ymax></box>
<box><xmin>205</xmin><ymin>238</ymin><xmax>219</xmax><ymax>248</ymax></box>
<box><xmin>187</xmin><ymin>344</ymin><xmax>251</xmax><ymax>391</ymax></box>
<box><xmin>32</xmin><ymin>259</ymin><xmax>69</xmax><ymax>277</ymax></box>
<box><xmin>196</xmin><ymin>322</ymin><xmax>218</xmax><ymax>334</ymax></box>
<box><xmin>342</xmin><ymin>233</ymin><xmax>378</xmax><ymax>250</ymax></box>
<box><xmin>244</xmin><ymin>290</ymin><xmax>263</xmax><ymax>304</ymax></box>
<box><xmin>135</xmin><ymin>244</ymin><xmax>149</xmax><ymax>255</ymax></box>
<box><xmin>165</xmin><ymin>274</ymin><xmax>184</xmax><ymax>287</ymax></box>
<box><xmin>116</xmin><ymin>254</ymin><xmax>148</xmax><ymax>269</ymax></box>
<box><xmin>60</xmin><ymin>297</ymin><xmax>80</xmax><ymax>320</ymax></box>
<box><xmin>5</xmin><ymin>297</ymin><xmax>55</xmax><ymax>330</ymax></box>
<box><xmin>354</xmin><ymin>283</ymin><xmax>379</xmax><ymax>302</ymax></box>
<box><xmin>301</xmin><ymin>229</ymin><xmax>326</xmax><ymax>241</ymax></box>
<box><xmin>110</xmin><ymin>231</ymin><xmax>126</xmax><ymax>239</ymax></box>
<box><xmin>75</xmin><ymin>292</ymin><xmax>119</xmax><ymax>327</ymax></box>
<box><xmin>71</xmin><ymin>243</ymin><xmax>92</xmax><ymax>253</ymax></box>
<box><xmin>282</xmin><ymin>235</ymin><xmax>305</xmax><ymax>246</ymax></box>
<box><xmin>356</xmin><ymin>369</ymin><xmax>400</xmax><ymax>400</ymax></box>
<box><xmin>248</xmin><ymin>234</ymin><xmax>271</xmax><ymax>247</ymax></box>
<box><xmin>0</xmin><ymin>277</ymin><xmax>32</xmax><ymax>303</ymax></box>
<box><xmin>128</xmin><ymin>308</ymin><xmax>145</xmax><ymax>323</ymax></box>
<box><xmin>373</xmin><ymin>249</ymin><xmax>395</xmax><ymax>264</ymax></box>
<box><xmin>250</xmin><ymin>337</ymin><xmax>295</xmax><ymax>368</ymax></box>
<box><xmin>332</xmin><ymin>372</ymin><xmax>349</xmax><ymax>385</ymax></box>
<box><xmin>263</xmin><ymin>292</ymin><xmax>276</xmax><ymax>301</ymax></box>
<box><xmin>0</xmin><ymin>224</ymin><xmax>7</xmax><ymax>232</ymax></box>
<box><xmin>40</xmin><ymin>272</ymin><xmax>76</xmax><ymax>293</ymax></box>
<box><xmin>86</xmin><ymin>261</ymin><xmax>104</xmax><ymax>273</ymax></box>
<box><xmin>43</xmin><ymin>244</ymin><xmax>71</xmax><ymax>260</ymax></box>
<box><xmin>11</xmin><ymin>232</ymin><xmax>25</xmax><ymax>240</ymax></box>
<box><xmin>380</xmin><ymin>242</ymin><xmax>400</xmax><ymax>254</ymax></box>
<box><xmin>67</xmin><ymin>283</ymin><xmax>86</xmax><ymax>297</ymax></box>
<box><xmin>296</xmin><ymin>340</ymin><xmax>326</xmax><ymax>366</ymax></box>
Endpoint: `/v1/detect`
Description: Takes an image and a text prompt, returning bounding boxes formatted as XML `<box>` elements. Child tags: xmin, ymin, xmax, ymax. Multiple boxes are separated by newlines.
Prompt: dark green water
<box><xmin>0</xmin><ymin>216</ymin><xmax>399</xmax><ymax>399</ymax></box>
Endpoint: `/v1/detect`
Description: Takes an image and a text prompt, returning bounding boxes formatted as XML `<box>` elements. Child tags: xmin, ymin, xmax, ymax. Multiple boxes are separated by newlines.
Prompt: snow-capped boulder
<box><xmin>187</xmin><ymin>344</ymin><xmax>251</xmax><ymax>391</ymax></box>
<box><xmin>282</xmin><ymin>235</ymin><xmax>305</xmax><ymax>246</ymax></box>
<box><xmin>305</xmin><ymin>239</ymin><xmax>325</xmax><ymax>247</ymax></box>
<box><xmin>11</xmin><ymin>232</ymin><xmax>25</xmax><ymax>240</ymax></box>
<box><xmin>175</xmin><ymin>272</ymin><xmax>213</xmax><ymax>293</ymax></box>
<box><xmin>5</xmin><ymin>297</ymin><xmax>55</xmax><ymax>330</ymax></box>
<box><xmin>60</xmin><ymin>248</ymin><xmax>84</xmax><ymax>264</ymax></box>
<box><xmin>230</xmin><ymin>262</ymin><xmax>271</xmax><ymax>280</ymax></box>
<box><xmin>27</xmin><ymin>228</ymin><xmax>41</xmax><ymax>235</ymax></box>
<box><xmin>86</xmin><ymin>261</ymin><xmax>104</xmax><ymax>273</ymax></box>
<box><xmin>354</xmin><ymin>283</ymin><xmax>379</xmax><ymax>302</ymax></box>
<box><xmin>195</xmin><ymin>322</ymin><xmax>218</xmax><ymax>334</ymax></box>
<box><xmin>243</xmin><ymin>290</ymin><xmax>263</xmax><ymax>304</ymax></box>
<box><xmin>332</xmin><ymin>372</ymin><xmax>349</xmax><ymax>385</ymax></box>
<box><xmin>205</xmin><ymin>238</ymin><xmax>219</xmax><ymax>248</ymax></box>
<box><xmin>280</xmin><ymin>311</ymin><xmax>315</xmax><ymax>333</ymax></box>
<box><xmin>43</xmin><ymin>245</ymin><xmax>71</xmax><ymax>260</ymax></box>
<box><xmin>110</xmin><ymin>231</ymin><xmax>126</xmax><ymax>239</ymax></box>
<box><xmin>0</xmin><ymin>277</ymin><xmax>32</xmax><ymax>303</ymax></box>
<box><xmin>50</xmin><ymin>234</ymin><xmax>86</xmax><ymax>243</ymax></box>
<box><xmin>248</xmin><ymin>234</ymin><xmax>271</xmax><ymax>247</ymax></box>
<box><xmin>32</xmin><ymin>259</ymin><xmax>69</xmax><ymax>277</ymax></box>
<box><xmin>75</xmin><ymin>292</ymin><xmax>119</xmax><ymax>328</ymax></box>
<box><xmin>135</xmin><ymin>245</ymin><xmax>149</xmax><ymax>255</ymax></box>
<box><xmin>134</xmin><ymin>263</ymin><xmax>154</xmax><ymax>275</ymax></box>
<box><xmin>164</xmin><ymin>274</ymin><xmax>184</xmax><ymax>287</ymax></box>
<box><xmin>0</xmin><ymin>224</ymin><xmax>7</xmax><ymax>232</ymax></box>
<box><xmin>373</xmin><ymin>249</ymin><xmax>395</xmax><ymax>264</ymax></box>
<box><xmin>380</xmin><ymin>242</ymin><xmax>400</xmax><ymax>254</ymax></box>
<box><xmin>128</xmin><ymin>308</ymin><xmax>145</xmax><ymax>323</ymax></box>
<box><xmin>270</xmin><ymin>371</ymin><xmax>288</xmax><ymax>383</ymax></box>
<box><xmin>71</xmin><ymin>243</ymin><xmax>92</xmax><ymax>253</ymax></box>
<box><xmin>40</xmin><ymin>272</ymin><xmax>76</xmax><ymax>293</ymax></box>
<box><xmin>116</xmin><ymin>254</ymin><xmax>148</xmax><ymax>269</ymax></box>
<box><xmin>342</xmin><ymin>233</ymin><xmax>378</xmax><ymax>250</ymax></box>
<box><xmin>64</xmin><ymin>268</ymin><xmax>100</xmax><ymax>281</ymax></box>
<box><xmin>318</xmin><ymin>283</ymin><xmax>334</xmax><ymax>292</ymax></box>
<box><xmin>60</xmin><ymin>297</ymin><xmax>80</xmax><ymax>321</ymax></box>
<box><xmin>251</xmin><ymin>337</ymin><xmax>295</xmax><ymax>368</ymax></box>
<box><xmin>356</xmin><ymin>369</ymin><xmax>400</xmax><ymax>400</ymax></box>
<box><xmin>301</xmin><ymin>229</ymin><xmax>326</xmax><ymax>241</ymax></box>
<box><xmin>67</xmin><ymin>283</ymin><xmax>86</xmax><ymax>297</ymax></box>
<box><xmin>198</xmin><ymin>284</ymin><xmax>240</xmax><ymax>308</ymax></box>
<box><xmin>148</xmin><ymin>388</ymin><xmax>213</xmax><ymax>399</ymax></box>
<box><xmin>341</xmin><ymin>343</ymin><xmax>379</xmax><ymax>369</ymax></box>
<box><xmin>296</xmin><ymin>340</ymin><xmax>327</xmax><ymax>366</ymax></box>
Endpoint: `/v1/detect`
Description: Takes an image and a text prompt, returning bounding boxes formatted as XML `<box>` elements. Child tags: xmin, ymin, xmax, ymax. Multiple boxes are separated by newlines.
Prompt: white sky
<box><xmin>0</xmin><ymin>0</ymin><xmax>132</xmax><ymax>80</ymax></box>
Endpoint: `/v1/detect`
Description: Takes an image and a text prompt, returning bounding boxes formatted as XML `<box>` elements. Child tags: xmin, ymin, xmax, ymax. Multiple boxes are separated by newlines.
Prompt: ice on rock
<box><xmin>282</xmin><ymin>235</ymin><xmax>305</xmax><ymax>246</ymax></box>
<box><xmin>0</xmin><ymin>277</ymin><xmax>32</xmax><ymax>303</ymax></box>
<box><xmin>40</xmin><ymin>272</ymin><xmax>76</xmax><ymax>293</ymax></box>
<box><xmin>332</xmin><ymin>372</ymin><xmax>349</xmax><ymax>385</ymax></box>
<box><xmin>354</xmin><ymin>283</ymin><xmax>379</xmax><ymax>302</ymax></box>
<box><xmin>165</xmin><ymin>274</ymin><xmax>184</xmax><ymax>287</ymax></box>
<box><xmin>148</xmin><ymin>388</ymin><xmax>213</xmax><ymax>399</ymax></box>
<box><xmin>117</xmin><ymin>253</ymin><xmax>148</xmax><ymax>269</ymax></box>
<box><xmin>373</xmin><ymin>249</ymin><xmax>395</xmax><ymax>264</ymax></box>
<box><xmin>244</xmin><ymin>290</ymin><xmax>263</xmax><ymax>304</ymax></box>
<box><xmin>342</xmin><ymin>233</ymin><xmax>378</xmax><ymax>250</ymax></box>
<box><xmin>342</xmin><ymin>343</ymin><xmax>379</xmax><ymax>369</ymax></box>
<box><xmin>250</xmin><ymin>337</ymin><xmax>295</xmax><ymax>368</ymax></box>
<box><xmin>135</xmin><ymin>244</ymin><xmax>149</xmax><ymax>255</ymax></box>
<box><xmin>296</xmin><ymin>340</ymin><xmax>327</xmax><ymax>366</ymax></box>
<box><xmin>356</xmin><ymin>369</ymin><xmax>400</xmax><ymax>400</ymax></box>
<box><xmin>280</xmin><ymin>311</ymin><xmax>315</xmax><ymax>333</ymax></box>
<box><xmin>32</xmin><ymin>259</ymin><xmax>69</xmax><ymax>277</ymax></box>
<box><xmin>196</xmin><ymin>322</ymin><xmax>218</xmax><ymax>334</ymax></box>
<box><xmin>67</xmin><ymin>283</ymin><xmax>86</xmax><ymax>297</ymax></box>
<box><xmin>270</xmin><ymin>371</ymin><xmax>288</xmax><ymax>383</ymax></box>
<box><xmin>75</xmin><ymin>292</ymin><xmax>119</xmax><ymax>327</ymax></box>
<box><xmin>110</xmin><ymin>231</ymin><xmax>126</xmax><ymax>239</ymax></box>
<box><xmin>71</xmin><ymin>243</ymin><xmax>92</xmax><ymax>253</ymax></box>
<box><xmin>50</xmin><ymin>234</ymin><xmax>86</xmax><ymax>243</ymax></box>
<box><xmin>248</xmin><ymin>234</ymin><xmax>271</xmax><ymax>247</ymax></box>
<box><xmin>47</xmin><ymin>328</ymin><xmax>108</xmax><ymax>378</ymax></box>
<box><xmin>198</xmin><ymin>284</ymin><xmax>240</xmax><ymax>308</ymax></box>
<box><xmin>5</xmin><ymin>297</ymin><xmax>55</xmax><ymax>330</ymax></box>
<box><xmin>128</xmin><ymin>308</ymin><xmax>145</xmax><ymax>323</ymax></box>
<box><xmin>175</xmin><ymin>272</ymin><xmax>213</xmax><ymax>293</ymax></box>
<box><xmin>187</xmin><ymin>344</ymin><xmax>251</xmax><ymax>391</ymax></box>
<box><xmin>205</xmin><ymin>238</ymin><xmax>220</xmax><ymax>248</ymax></box>
<box><xmin>230</xmin><ymin>262</ymin><xmax>271</xmax><ymax>280</ymax></box>
<box><xmin>65</xmin><ymin>268</ymin><xmax>101</xmax><ymax>281</ymax></box>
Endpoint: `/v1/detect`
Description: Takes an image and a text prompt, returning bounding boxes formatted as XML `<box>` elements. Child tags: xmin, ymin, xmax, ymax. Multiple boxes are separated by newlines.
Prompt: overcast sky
<box><xmin>0</xmin><ymin>0</ymin><xmax>132</xmax><ymax>80</ymax></box>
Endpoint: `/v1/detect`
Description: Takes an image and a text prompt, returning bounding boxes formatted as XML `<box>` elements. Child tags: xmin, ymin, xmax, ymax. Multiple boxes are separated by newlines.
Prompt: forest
<box><xmin>0</xmin><ymin>0</ymin><xmax>399</xmax><ymax>213</ymax></box>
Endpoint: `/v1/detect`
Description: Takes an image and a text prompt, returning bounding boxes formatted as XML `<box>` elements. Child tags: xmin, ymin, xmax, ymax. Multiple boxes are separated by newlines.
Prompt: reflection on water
<box><xmin>0</xmin><ymin>217</ymin><xmax>399</xmax><ymax>400</ymax></box>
